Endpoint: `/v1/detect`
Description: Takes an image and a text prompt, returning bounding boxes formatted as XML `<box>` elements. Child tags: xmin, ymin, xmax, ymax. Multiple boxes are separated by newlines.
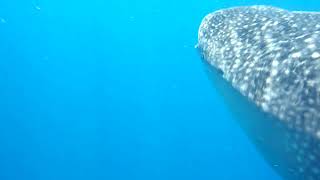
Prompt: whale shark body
<box><xmin>198</xmin><ymin>6</ymin><xmax>320</xmax><ymax>180</ymax></box>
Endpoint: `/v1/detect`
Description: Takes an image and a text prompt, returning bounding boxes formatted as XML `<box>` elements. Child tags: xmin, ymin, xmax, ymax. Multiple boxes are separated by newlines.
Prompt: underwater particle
<box><xmin>43</xmin><ymin>56</ymin><xmax>49</xmax><ymax>61</ymax></box>
<box><xmin>150</xmin><ymin>8</ymin><xmax>160</xmax><ymax>15</ymax></box>
<box><xmin>129</xmin><ymin>16</ymin><xmax>135</xmax><ymax>22</ymax></box>
<box><xmin>0</xmin><ymin>18</ymin><xmax>6</xmax><ymax>24</ymax></box>
<box><xmin>33</xmin><ymin>0</ymin><xmax>41</xmax><ymax>11</ymax></box>
<box><xmin>170</xmin><ymin>83</ymin><xmax>177</xmax><ymax>89</ymax></box>
<box><xmin>35</xmin><ymin>5</ymin><xmax>41</xmax><ymax>11</ymax></box>
<box><xmin>273</xmin><ymin>164</ymin><xmax>279</xmax><ymax>167</ymax></box>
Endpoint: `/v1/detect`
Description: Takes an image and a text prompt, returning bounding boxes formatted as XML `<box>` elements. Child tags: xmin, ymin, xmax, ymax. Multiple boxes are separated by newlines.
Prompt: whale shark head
<box><xmin>198</xmin><ymin>6</ymin><xmax>320</xmax><ymax>180</ymax></box>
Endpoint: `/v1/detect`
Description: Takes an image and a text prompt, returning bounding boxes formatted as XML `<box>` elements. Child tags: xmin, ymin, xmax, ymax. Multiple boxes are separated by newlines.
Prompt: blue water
<box><xmin>0</xmin><ymin>0</ymin><xmax>320</xmax><ymax>180</ymax></box>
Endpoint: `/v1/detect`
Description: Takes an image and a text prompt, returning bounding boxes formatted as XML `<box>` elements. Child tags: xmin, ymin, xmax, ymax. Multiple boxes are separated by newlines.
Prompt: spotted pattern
<box><xmin>198</xmin><ymin>6</ymin><xmax>320</xmax><ymax>180</ymax></box>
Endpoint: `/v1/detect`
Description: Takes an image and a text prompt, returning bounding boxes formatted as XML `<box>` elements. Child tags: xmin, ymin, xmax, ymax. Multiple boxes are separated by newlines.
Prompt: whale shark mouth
<box><xmin>198</xmin><ymin>5</ymin><xmax>320</xmax><ymax>180</ymax></box>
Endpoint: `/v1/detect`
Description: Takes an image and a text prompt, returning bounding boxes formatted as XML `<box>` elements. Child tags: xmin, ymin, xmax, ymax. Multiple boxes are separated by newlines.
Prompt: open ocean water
<box><xmin>0</xmin><ymin>0</ymin><xmax>320</xmax><ymax>180</ymax></box>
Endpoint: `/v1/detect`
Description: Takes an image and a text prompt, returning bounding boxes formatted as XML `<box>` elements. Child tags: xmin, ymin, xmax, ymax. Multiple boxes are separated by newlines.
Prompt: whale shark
<box><xmin>198</xmin><ymin>6</ymin><xmax>320</xmax><ymax>180</ymax></box>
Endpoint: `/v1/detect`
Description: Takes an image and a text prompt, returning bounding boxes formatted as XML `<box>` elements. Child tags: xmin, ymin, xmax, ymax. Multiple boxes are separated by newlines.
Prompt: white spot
<box><xmin>308</xmin><ymin>98</ymin><xmax>315</xmax><ymax>105</ymax></box>
<box><xmin>265</xmin><ymin>87</ymin><xmax>272</xmax><ymax>93</ymax></box>
<box><xmin>233</xmin><ymin>63</ymin><xmax>240</xmax><ymax>69</ymax></box>
<box><xmin>316</xmin><ymin>131</ymin><xmax>320</xmax><ymax>139</ymax></box>
<box><xmin>279</xmin><ymin>113</ymin><xmax>285</xmax><ymax>120</ymax></box>
<box><xmin>271</xmin><ymin>69</ymin><xmax>278</xmax><ymax>76</ymax></box>
<box><xmin>240</xmin><ymin>84</ymin><xmax>248</xmax><ymax>92</ymax></box>
<box><xmin>304</xmin><ymin>37</ymin><xmax>314</xmax><ymax>43</ymax></box>
<box><xmin>261</xmin><ymin>102</ymin><xmax>269</xmax><ymax>112</ymax></box>
<box><xmin>271</xmin><ymin>60</ymin><xmax>279</xmax><ymax>67</ymax></box>
<box><xmin>308</xmin><ymin>44</ymin><xmax>316</xmax><ymax>49</ymax></box>
<box><xmin>245</xmin><ymin>68</ymin><xmax>251</xmax><ymax>74</ymax></box>
<box><xmin>311</xmin><ymin>52</ymin><xmax>320</xmax><ymax>59</ymax></box>
<box><xmin>304</xmin><ymin>69</ymin><xmax>311</xmax><ymax>75</ymax></box>
<box><xmin>291</xmin><ymin>52</ymin><xmax>301</xmax><ymax>58</ymax></box>
<box><xmin>308</xmin><ymin>80</ymin><xmax>316</xmax><ymax>87</ymax></box>
<box><xmin>309</xmin><ymin>154</ymin><xmax>316</xmax><ymax>161</ymax></box>
<box><xmin>264</xmin><ymin>94</ymin><xmax>271</xmax><ymax>101</ymax></box>
<box><xmin>266</xmin><ymin>77</ymin><xmax>272</xmax><ymax>84</ymax></box>
<box><xmin>284</xmin><ymin>69</ymin><xmax>290</xmax><ymax>75</ymax></box>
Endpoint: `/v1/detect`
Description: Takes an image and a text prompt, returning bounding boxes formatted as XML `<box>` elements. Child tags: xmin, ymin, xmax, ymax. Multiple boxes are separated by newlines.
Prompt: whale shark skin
<box><xmin>198</xmin><ymin>6</ymin><xmax>320</xmax><ymax>180</ymax></box>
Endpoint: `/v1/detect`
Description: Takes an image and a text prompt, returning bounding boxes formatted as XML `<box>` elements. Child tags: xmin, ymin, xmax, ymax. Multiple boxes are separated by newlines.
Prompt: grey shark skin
<box><xmin>198</xmin><ymin>6</ymin><xmax>320</xmax><ymax>180</ymax></box>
